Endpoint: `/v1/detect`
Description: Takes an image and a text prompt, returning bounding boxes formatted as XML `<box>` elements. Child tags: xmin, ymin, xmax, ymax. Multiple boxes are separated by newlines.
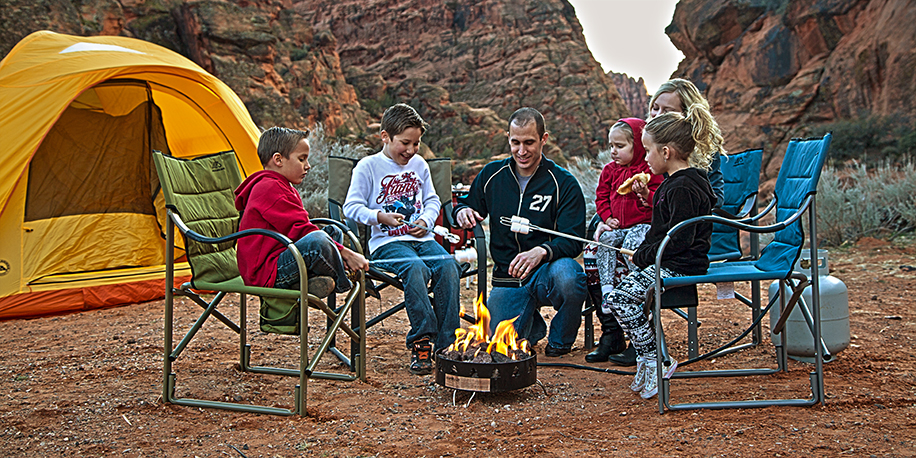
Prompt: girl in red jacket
<box><xmin>585</xmin><ymin>118</ymin><xmax>662</xmax><ymax>363</ymax></box>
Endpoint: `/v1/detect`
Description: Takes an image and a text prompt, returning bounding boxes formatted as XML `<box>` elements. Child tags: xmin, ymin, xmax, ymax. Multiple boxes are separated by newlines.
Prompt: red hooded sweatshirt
<box><xmin>234</xmin><ymin>170</ymin><xmax>340</xmax><ymax>287</ymax></box>
<box><xmin>595</xmin><ymin>118</ymin><xmax>663</xmax><ymax>228</ymax></box>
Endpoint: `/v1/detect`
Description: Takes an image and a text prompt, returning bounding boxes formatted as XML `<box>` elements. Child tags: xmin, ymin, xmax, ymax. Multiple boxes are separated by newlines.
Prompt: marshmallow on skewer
<box><xmin>453</xmin><ymin>248</ymin><xmax>477</xmax><ymax>264</ymax></box>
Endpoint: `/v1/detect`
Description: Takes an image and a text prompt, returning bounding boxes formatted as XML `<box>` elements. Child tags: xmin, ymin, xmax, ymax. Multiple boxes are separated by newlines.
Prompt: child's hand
<box><xmin>631</xmin><ymin>180</ymin><xmax>649</xmax><ymax>199</ymax></box>
<box><xmin>604</xmin><ymin>217</ymin><xmax>620</xmax><ymax>229</ymax></box>
<box><xmin>407</xmin><ymin>220</ymin><xmax>429</xmax><ymax>237</ymax></box>
<box><xmin>594</xmin><ymin>222</ymin><xmax>610</xmax><ymax>241</ymax></box>
<box><xmin>341</xmin><ymin>247</ymin><xmax>369</xmax><ymax>272</ymax></box>
<box><xmin>377</xmin><ymin>211</ymin><xmax>404</xmax><ymax>228</ymax></box>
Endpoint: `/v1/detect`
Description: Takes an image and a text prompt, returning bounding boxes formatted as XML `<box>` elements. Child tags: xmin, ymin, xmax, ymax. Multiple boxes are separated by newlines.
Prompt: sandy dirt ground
<box><xmin>1</xmin><ymin>237</ymin><xmax>915</xmax><ymax>457</ymax></box>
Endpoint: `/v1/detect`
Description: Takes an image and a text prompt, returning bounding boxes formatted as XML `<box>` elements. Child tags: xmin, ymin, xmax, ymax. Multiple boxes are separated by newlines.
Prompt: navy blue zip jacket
<box><xmin>454</xmin><ymin>155</ymin><xmax>586</xmax><ymax>287</ymax></box>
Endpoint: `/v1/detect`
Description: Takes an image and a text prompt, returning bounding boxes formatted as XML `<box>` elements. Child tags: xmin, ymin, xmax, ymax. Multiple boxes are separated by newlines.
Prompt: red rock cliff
<box><xmin>1</xmin><ymin>0</ymin><xmax>630</xmax><ymax>166</ymax></box>
<box><xmin>608</xmin><ymin>72</ymin><xmax>651</xmax><ymax>118</ymax></box>
<box><xmin>668</xmin><ymin>0</ymin><xmax>916</xmax><ymax>183</ymax></box>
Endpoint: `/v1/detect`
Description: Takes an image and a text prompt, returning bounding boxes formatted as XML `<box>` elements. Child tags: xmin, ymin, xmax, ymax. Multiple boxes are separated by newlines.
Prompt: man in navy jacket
<box><xmin>455</xmin><ymin>107</ymin><xmax>587</xmax><ymax>356</ymax></box>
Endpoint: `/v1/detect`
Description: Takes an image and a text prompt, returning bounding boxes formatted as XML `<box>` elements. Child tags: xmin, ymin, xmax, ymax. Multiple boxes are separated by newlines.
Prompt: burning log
<box><xmin>441</xmin><ymin>294</ymin><xmax>533</xmax><ymax>363</ymax></box>
<box><xmin>436</xmin><ymin>294</ymin><xmax>537</xmax><ymax>393</ymax></box>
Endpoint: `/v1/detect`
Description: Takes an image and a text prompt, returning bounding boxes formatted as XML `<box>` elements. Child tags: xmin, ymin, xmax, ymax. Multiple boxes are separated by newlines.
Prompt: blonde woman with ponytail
<box><xmin>644</xmin><ymin>78</ymin><xmax>726</xmax><ymax>206</ymax></box>
<box><xmin>601</xmin><ymin>104</ymin><xmax>718</xmax><ymax>400</ymax></box>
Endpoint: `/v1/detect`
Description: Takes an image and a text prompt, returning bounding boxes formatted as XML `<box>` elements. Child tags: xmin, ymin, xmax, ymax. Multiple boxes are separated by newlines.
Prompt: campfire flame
<box><xmin>446</xmin><ymin>294</ymin><xmax>531</xmax><ymax>360</ymax></box>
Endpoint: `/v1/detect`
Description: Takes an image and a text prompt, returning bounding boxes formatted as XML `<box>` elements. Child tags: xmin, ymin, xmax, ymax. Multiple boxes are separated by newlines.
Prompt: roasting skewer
<box><xmin>368</xmin><ymin>248</ymin><xmax>477</xmax><ymax>266</ymax></box>
<box><xmin>400</xmin><ymin>219</ymin><xmax>461</xmax><ymax>244</ymax></box>
<box><xmin>499</xmin><ymin>215</ymin><xmax>635</xmax><ymax>256</ymax></box>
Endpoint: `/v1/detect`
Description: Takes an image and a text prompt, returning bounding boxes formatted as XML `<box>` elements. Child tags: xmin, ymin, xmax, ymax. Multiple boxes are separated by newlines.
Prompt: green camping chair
<box><xmin>153</xmin><ymin>150</ymin><xmax>366</xmax><ymax>417</ymax></box>
<box><xmin>326</xmin><ymin>155</ymin><xmax>487</xmax><ymax>359</ymax></box>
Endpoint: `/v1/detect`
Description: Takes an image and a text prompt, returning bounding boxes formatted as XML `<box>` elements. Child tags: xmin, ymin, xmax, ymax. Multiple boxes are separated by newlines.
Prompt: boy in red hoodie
<box><xmin>234</xmin><ymin>127</ymin><xmax>367</xmax><ymax>294</ymax></box>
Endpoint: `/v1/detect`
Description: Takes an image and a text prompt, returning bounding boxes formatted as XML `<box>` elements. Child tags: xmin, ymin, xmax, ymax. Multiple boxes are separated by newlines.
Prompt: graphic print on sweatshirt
<box><xmin>376</xmin><ymin>171</ymin><xmax>424</xmax><ymax>237</ymax></box>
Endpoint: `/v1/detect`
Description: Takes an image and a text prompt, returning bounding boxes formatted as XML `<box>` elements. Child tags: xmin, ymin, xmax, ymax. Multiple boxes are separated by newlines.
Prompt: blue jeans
<box><xmin>372</xmin><ymin>240</ymin><xmax>461</xmax><ymax>351</ymax></box>
<box><xmin>275</xmin><ymin>226</ymin><xmax>351</xmax><ymax>293</ymax></box>
<box><xmin>488</xmin><ymin>257</ymin><xmax>586</xmax><ymax>349</ymax></box>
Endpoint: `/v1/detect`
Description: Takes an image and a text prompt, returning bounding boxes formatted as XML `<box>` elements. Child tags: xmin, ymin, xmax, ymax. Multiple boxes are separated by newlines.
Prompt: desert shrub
<box><xmin>816</xmin><ymin>159</ymin><xmax>916</xmax><ymax>246</ymax></box>
<box><xmin>812</xmin><ymin>115</ymin><xmax>915</xmax><ymax>166</ymax></box>
<box><xmin>899</xmin><ymin>130</ymin><xmax>916</xmax><ymax>155</ymax></box>
<box><xmin>568</xmin><ymin>150</ymin><xmax>613</xmax><ymax>223</ymax></box>
<box><xmin>293</xmin><ymin>123</ymin><xmax>371</xmax><ymax>217</ymax></box>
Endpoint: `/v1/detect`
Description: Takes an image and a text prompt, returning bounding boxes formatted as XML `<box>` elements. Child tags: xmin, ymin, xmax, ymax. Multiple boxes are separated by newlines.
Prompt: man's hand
<box><xmin>509</xmin><ymin>246</ymin><xmax>547</xmax><ymax>280</ymax></box>
<box><xmin>377</xmin><ymin>211</ymin><xmax>404</xmax><ymax>228</ymax></box>
<box><xmin>456</xmin><ymin>207</ymin><xmax>483</xmax><ymax>229</ymax></box>
<box><xmin>406</xmin><ymin>219</ymin><xmax>428</xmax><ymax>237</ymax></box>
<box><xmin>340</xmin><ymin>246</ymin><xmax>369</xmax><ymax>272</ymax></box>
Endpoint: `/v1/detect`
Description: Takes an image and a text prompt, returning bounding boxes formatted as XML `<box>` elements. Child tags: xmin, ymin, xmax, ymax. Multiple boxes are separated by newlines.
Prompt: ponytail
<box><xmin>644</xmin><ymin>104</ymin><xmax>723</xmax><ymax>171</ymax></box>
<box><xmin>684</xmin><ymin>104</ymin><xmax>720</xmax><ymax>171</ymax></box>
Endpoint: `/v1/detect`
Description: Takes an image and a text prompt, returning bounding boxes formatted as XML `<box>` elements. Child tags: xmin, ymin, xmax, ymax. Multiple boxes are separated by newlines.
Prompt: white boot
<box><xmin>640</xmin><ymin>357</ymin><xmax>678</xmax><ymax>399</ymax></box>
<box><xmin>629</xmin><ymin>356</ymin><xmax>648</xmax><ymax>392</ymax></box>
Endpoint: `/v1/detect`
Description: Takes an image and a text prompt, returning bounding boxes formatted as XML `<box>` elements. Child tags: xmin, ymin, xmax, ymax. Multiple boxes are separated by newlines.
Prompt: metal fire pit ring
<box><xmin>435</xmin><ymin>351</ymin><xmax>537</xmax><ymax>392</ymax></box>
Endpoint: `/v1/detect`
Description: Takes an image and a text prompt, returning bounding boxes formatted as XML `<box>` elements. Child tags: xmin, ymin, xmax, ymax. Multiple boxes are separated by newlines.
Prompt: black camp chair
<box><xmin>649</xmin><ymin>134</ymin><xmax>832</xmax><ymax>412</ymax></box>
<box><xmin>326</xmin><ymin>155</ymin><xmax>487</xmax><ymax>359</ymax></box>
<box><xmin>153</xmin><ymin>150</ymin><xmax>366</xmax><ymax>417</ymax></box>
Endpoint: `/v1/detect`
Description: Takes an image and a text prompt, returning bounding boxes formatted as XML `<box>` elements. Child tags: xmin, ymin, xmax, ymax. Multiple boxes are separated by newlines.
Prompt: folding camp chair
<box><xmin>672</xmin><ymin>148</ymin><xmax>766</xmax><ymax>359</ymax></box>
<box><xmin>584</xmin><ymin>149</ymin><xmax>764</xmax><ymax>355</ymax></box>
<box><xmin>154</xmin><ymin>151</ymin><xmax>366</xmax><ymax>417</ymax></box>
<box><xmin>649</xmin><ymin>134</ymin><xmax>832</xmax><ymax>412</ymax></box>
<box><xmin>326</xmin><ymin>155</ymin><xmax>487</xmax><ymax>358</ymax></box>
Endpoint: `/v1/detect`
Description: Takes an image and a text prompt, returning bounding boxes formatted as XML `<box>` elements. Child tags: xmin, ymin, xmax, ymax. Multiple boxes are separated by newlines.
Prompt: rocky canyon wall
<box><xmin>1</xmin><ymin>0</ymin><xmax>631</xmax><ymax>173</ymax></box>
<box><xmin>668</xmin><ymin>0</ymin><xmax>916</xmax><ymax>184</ymax></box>
<box><xmin>608</xmin><ymin>72</ymin><xmax>650</xmax><ymax>118</ymax></box>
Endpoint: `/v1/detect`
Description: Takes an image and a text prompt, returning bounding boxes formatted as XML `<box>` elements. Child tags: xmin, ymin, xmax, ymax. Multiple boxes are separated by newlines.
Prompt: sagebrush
<box><xmin>816</xmin><ymin>160</ymin><xmax>916</xmax><ymax>246</ymax></box>
<box><xmin>568</xmin><ymin>149</ymin><xmax>613</xmax><ymax>223</ymax></box>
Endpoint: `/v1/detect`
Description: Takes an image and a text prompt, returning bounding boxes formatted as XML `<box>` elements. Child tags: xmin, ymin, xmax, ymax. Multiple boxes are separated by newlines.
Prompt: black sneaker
<box><xmin>409</xmin><ymin>338</ymin><xmax>433</xmax><ymax>375</ymax></box>
<box><xmin>544</xmin><ymin>344</ymin><xmax>571</xmax><ymax>357</ymax></box>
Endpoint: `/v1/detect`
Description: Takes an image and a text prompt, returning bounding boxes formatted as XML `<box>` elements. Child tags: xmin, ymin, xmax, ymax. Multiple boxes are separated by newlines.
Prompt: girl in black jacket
<box><xmin>607</xmin><ymin>104</ymin><xmax>718</xmax><ymax>399</ymax></box>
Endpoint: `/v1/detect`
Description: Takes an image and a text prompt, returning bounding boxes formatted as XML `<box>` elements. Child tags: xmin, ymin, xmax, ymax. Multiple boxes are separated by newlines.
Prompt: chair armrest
<box><xmin>310</xmin><ymin>217</ymin><xmax>365</xmax><ymax>257</ymax></box>
<box><xmin>654</xmin><ymin>194</ymin><xmax>814</xmax><ymax>269</ymax></box>
<box><xmin>713</xmin><ymin>192</ymin><xmax>758</xmax><ymax>220</ymax></box>
<box><xmin>170</xmin><ymin>210</ymin><xmax>294</xmax><ymax>246</ymax></box>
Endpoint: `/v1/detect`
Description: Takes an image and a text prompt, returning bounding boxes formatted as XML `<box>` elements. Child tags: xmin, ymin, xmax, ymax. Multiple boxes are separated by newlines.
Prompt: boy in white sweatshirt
<box><xmin>343</xmin><ymin>103</ymin><xmax>460</xmax><ymax>375</ymax></box>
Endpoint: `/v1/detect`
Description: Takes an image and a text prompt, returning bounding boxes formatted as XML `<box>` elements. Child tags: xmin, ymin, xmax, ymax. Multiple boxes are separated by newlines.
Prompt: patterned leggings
<box><xmin>596</xmin><ymin>224</ymin><xmax>649</xmax><ymax>312</ymax></box>
<box><xmin>604</xmin><ymin>265</ymin><xmax>682</xmax><ymax>359</ymax></box>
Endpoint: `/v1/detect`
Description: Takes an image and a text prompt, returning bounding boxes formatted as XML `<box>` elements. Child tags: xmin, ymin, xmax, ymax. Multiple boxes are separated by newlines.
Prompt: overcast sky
<box><xmin>567</xmin><ymin>0</ymin><xmax>684</xmax><ymax>94</ymax></box>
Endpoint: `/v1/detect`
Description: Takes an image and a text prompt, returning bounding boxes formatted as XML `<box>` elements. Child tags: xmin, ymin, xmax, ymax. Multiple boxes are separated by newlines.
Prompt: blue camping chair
<box><xmin>675</xmin><ymin>148</ymin><xmax>766</xmax><ymax>359</ymax></box>
<box><xmin>585</xmin><ymin>150</ymin><xmax>766</xmax><ymax>354</ymax></box>
<box><xmin>649</xmin><ymin>134</ymin><xmax>832</xmax><ymax>412</ymax></box>
<box><xmin>709</xmin><ymin>148</ymin><xmax>764</xmax><ymax>262</ymax></box>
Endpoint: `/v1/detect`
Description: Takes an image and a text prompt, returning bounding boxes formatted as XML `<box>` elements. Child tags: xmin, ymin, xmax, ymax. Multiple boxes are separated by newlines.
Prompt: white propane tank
<box><xmin>768</xmin><ymin>249</ymin><xmax>849</xmax><ymax>362</ymax></box>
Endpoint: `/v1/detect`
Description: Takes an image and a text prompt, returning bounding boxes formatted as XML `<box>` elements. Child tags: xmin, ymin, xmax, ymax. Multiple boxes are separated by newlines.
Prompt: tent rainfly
<box><xmin>0</xmin><ymin>31</ymin><xmax>264</xmax><ymax>320</ymax></box>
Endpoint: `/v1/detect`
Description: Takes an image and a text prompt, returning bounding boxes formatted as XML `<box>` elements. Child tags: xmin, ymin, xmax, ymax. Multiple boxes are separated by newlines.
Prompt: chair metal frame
<box><xmin>649</xmin><ymin>134</ymin><xmax>832</xmax><ymax>412</ymax></box>
<box><xmin>155</xmin><ymin>151</ymin><xmax>366</xmax><ymax>417</ymax></box>
<box><xmin>585</xmin><ymin>149</ymin><xmax>764</xmax><ymax>356</ymax></box>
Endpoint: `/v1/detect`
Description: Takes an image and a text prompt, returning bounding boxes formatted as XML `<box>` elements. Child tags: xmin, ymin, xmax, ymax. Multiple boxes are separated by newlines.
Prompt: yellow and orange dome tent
<box><xmin>0</xmin><ymin>31</ymin><xmax>263</xmax><ymax>320</ymax></box>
